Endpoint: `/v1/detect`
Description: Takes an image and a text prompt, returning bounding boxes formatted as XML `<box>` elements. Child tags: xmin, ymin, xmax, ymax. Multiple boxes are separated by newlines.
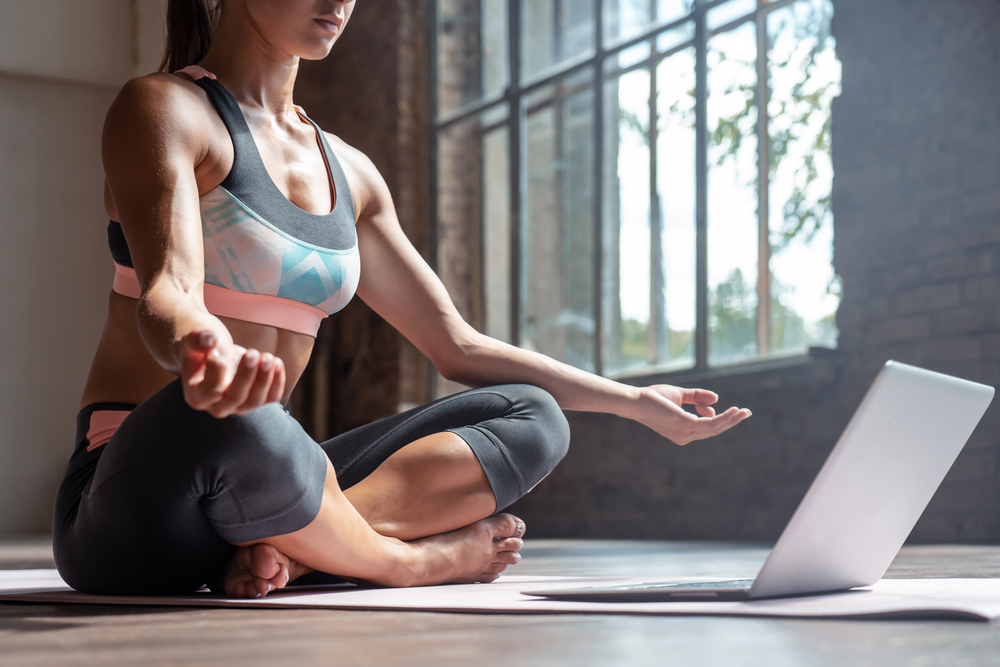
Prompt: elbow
<box><xmin>432</xmin><ymin>329</ymin><xmax>485</xmax><ymax>385</ymax></box>
<box><xmin>434</xmin><ymin>351</ymin><xmax>468</xmax><ymax>385</ymax></box>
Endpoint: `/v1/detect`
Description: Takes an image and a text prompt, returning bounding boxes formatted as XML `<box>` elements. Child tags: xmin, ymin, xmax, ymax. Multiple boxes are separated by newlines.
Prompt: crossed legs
<box><xmin>54</xmin><ymin>383</ymin><xmax>569</xmax><ymax>597</ymax></box>
<box><xmin>221</xmin><ymin>432</ymin><xmax>521</xmax><ymax>597</ymax></box>
<box><xmin>345</xmin><ymin>431</ymin><xmax>498</xmax><ymax>539</ymax></box>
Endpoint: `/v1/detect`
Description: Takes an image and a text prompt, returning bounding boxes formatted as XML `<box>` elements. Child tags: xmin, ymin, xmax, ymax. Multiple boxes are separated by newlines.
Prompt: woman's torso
<box><xmin>81</xmin><ymin>68</ymin><xmax>363</xmax><ymax>409</ymax></box>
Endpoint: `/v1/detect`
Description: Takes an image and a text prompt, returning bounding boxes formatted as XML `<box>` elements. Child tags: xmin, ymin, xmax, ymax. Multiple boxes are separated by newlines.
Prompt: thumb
<box><xmin>181</xmin><ymin>331</ymin><xmax>217</xmax><ymax>385</ymax></box>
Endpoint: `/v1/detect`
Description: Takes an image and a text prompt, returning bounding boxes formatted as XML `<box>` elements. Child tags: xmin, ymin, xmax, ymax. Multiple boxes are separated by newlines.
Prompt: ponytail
<box><xmin>159</xmin><ymin>0</ymin><xmax>221</xmax><ymax>73</ymax></box>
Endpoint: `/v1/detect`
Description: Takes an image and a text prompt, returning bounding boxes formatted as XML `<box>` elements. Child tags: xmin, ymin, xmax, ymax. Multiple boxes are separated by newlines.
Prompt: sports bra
<box><xmin>108</xmin><ymin>66</ymin><xmax>360</xmax><ymax>338</ymax></box>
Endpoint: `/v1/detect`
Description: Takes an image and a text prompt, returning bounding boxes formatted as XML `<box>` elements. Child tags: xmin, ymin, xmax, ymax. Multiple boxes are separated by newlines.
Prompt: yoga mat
<box><xmin>2</xmin><ymin>570</ymin><xmax>1000</xmax><ymax>621</ymax></box>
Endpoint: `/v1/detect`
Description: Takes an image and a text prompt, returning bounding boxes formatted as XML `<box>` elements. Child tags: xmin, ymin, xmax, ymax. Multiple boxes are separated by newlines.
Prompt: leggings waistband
<box><xmin>77</xmin><ymin>402</ymin><xmax>137</xmax><ymax>452</ymax></box>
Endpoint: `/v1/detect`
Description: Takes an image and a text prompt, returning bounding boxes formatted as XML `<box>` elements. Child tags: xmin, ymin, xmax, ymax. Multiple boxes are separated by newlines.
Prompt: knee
<box><xmin>203</xmin><ymin>403</ymin><xmax>317</xmax><ymax>480</ymax></box>
<box><xmin>125</xmin><ymin>383</ymin><xmax>317</xmax><ymax>482</ymax></box>
<box><xmin>507</xmin><ymin>384</ymin><xmax>571</xmax><ymax>476</ymax></box>
<box><xmin>175</xmin><ymin>403</ymin><xmax>328</xmax><ymax>540</ymax></box>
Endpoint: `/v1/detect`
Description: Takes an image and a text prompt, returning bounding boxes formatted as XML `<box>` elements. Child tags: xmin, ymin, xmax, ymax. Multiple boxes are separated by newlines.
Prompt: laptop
<box><xmin>528</xmin><ymin>361</ymin><xmax>994</xmax><ymax>602</ymax></box>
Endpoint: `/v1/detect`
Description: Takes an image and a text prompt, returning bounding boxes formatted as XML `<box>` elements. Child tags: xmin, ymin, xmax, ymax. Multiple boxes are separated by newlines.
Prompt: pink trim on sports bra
<box><xmin>86</xmin><ymin>410</ymin><xmax>130</xmax><ymax>452</ymax></box>
<box><xmin>113</xmin><ymin>264</ymin><xmax>326</xmax><ymax>337</ymax></box>
<box><xmin>176</xmin><ymin>65</ymin><xmax>217</xmax><ymax>81</ymax></box>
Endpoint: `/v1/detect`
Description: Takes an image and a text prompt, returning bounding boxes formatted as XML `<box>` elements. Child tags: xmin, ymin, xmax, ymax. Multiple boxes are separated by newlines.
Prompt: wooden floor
<box><xmin>2</xmin><ymin>539</ymin><xmax>1000</xmax><ymax>666</ymax></box>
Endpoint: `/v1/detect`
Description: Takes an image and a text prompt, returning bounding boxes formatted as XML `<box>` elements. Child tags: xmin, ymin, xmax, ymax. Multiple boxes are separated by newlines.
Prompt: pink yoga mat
<box><xmin>2</xmin><ymin>570</ymin><xmax>1000</xmax><ymax>621</ymax></box>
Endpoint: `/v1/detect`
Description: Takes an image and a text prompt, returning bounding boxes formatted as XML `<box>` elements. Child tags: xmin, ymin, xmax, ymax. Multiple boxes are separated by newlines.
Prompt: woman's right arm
<box><xmin>102</xmin><ymin>75</ymin><xmax>284</xmax><ymax>417</ymax></box>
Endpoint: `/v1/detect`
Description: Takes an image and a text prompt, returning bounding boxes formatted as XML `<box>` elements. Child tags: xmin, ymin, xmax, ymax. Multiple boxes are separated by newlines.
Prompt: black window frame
<box><xmin>428</xmin><ymin>0</ymin><xmax>831</xmax><ymax>380</ymax></box>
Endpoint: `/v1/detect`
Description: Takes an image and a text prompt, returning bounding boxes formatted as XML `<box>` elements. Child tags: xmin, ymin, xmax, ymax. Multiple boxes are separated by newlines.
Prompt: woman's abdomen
<box><xmin>80</xmin><ymin>291</ymin><xmax>315</xmax><ymax>408</ymax></box>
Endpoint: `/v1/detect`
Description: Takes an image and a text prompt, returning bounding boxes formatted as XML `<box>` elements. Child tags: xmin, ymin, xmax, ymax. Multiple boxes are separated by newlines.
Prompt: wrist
<box><xmin>617</xmin><ymin>385</ymin><xmax>650</xmax><ymax>421</ymax></box>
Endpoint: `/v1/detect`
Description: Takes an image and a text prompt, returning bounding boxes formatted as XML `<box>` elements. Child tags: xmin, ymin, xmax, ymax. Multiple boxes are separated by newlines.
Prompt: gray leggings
<box><xmin>53</xmin><ymin>380</ymin><xmax>570</xmax><ymax>595</ymax></box>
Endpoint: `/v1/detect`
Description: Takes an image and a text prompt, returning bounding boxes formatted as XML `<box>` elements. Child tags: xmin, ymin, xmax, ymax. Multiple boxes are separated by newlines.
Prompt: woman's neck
<box><xmin>197</xmin><ymin>4</ymin><xmax>298</xmax><ymax>116</ymax></box>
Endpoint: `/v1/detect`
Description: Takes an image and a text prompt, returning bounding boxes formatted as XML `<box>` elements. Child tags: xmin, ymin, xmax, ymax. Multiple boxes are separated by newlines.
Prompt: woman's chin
<box><xmin>297</xmin><ymin>41</ymin><xmax>339</xmax><ymax>61</ymax></box>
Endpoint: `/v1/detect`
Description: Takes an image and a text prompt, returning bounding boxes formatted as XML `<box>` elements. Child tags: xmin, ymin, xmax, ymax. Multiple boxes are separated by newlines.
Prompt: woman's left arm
<box><xmin>350</xmin><ymin>152</ymin><xmax>750</xmax><ymax>446</ymax></box>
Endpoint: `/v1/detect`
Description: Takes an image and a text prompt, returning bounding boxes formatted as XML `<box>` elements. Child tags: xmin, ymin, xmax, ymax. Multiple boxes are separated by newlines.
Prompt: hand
<box><xmin>179</xmin><ymin>330</ymin><xmax>286</xmax><ymax>418</ymax></box>
<box><xmin>632</xmin><ymin>384</ymin><xmax>751</xmax><ymax>446</ymax></box>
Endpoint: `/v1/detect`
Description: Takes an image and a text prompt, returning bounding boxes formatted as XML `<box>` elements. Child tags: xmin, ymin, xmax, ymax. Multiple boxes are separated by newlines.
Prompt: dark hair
<box><xmin>159</xmin><ymin>0</ymin><xmax>221</xmax><ymax>73</ymax></box>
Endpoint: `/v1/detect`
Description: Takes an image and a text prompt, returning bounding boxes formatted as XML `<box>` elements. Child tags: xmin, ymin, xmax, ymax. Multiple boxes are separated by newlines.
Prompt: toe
<box><xmin>495</xmin><ymin>550</ymin><xmax>521</xmax><ymax>565</ymax></box>
<box><xmin>274</xmin><ymin>563</ymin><xmax>290</xmax><ymax>589</ymax></box>
<box><xmin>490</xmin><ymin>513</ymin><xmax>527</xmax><ymax>539</ymax></box>
<box><xmin>476</xmin><ymin>573</ymin><xmax>500</xmax><ymax>583</ymax></box>
<box><xmin>484</xmin><ymin>561</ymin><xmax>509</xmax><ymax>575</ymax></box>
<box><xmin>494</xmin><ymin>536</ymin><xmax>524</xmax><ymax>553</ymax></box>
<box><xmin>253</xmin><ymin>577</ymin><xmax>272</xmax><ymax>597</ymax></box>
<box><xmin>250</xmin><ymin>544</ymin><xmax>282</xmax><ymax>581</ymax></box>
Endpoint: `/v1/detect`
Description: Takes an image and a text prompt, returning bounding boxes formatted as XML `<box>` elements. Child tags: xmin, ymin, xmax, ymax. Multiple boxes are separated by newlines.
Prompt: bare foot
<box><xmin>213</xmin><ymin>543</ymin><xmax>311</xmax><ymax>598</ymax></box>
<box><xmin>212</xmin><ymin>513</ymin><xmax>526</xmax><ymax>595</ymax></box>
<box><xmin>411</xmin><ymin>512</ymin><xmax>526</xmax><ymax>585</ymax></box>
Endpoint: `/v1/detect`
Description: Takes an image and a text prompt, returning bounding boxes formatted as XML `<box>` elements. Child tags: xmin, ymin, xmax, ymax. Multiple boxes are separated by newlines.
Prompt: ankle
<box><xmin>384</xmin><ymin>538</ymin><xmax>435</xmax><ymax>588</ymax></box>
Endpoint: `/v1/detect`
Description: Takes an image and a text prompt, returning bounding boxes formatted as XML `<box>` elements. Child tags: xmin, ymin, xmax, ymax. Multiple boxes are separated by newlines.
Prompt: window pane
<box><xmin>483</xmin><ymin>124</ymin><xmax>512</xmax><ymax>343</ymax></box>
<box><xmin>604</xmin><ymin>41</ymin><xmax>652</xmax><ymax>77</ymax></box>
<box><xmin>437</xmin><ymin>106</ymin><xmax>510</xmax><ymax>336</ymax></box>
<box><xmin>437</xmin><ymin>0</ymin><xmax>508</xmax><ymax>119</ymax></box>
<box><xmin>658</xmin><ymin>0</ymin><xmax>694</xmax><ymax>25</ymax></box>
<box><xmin>604</xmin><ymin>0</ymin><xmax>653</xmax><ymax>46</ymax></box>
<box><xmin>656</xmin><ymin>47</ymin><xmax>697</xmax><ymax>371</ymax></box>
<box><xmin>602</xmin><ymin>69</ymin><xmax>651</xmax><ymax>377</ymax></box>
<box><xmin>707</xmin><ymin>22</ymin><xmax>759</xmax><ymax>366</ymax></box>
<box><xmin>656</xmin><ymin>20</ymin><xmax>695</xmax><ymax>53</ymax></box>
<box><xmin>707</xmin><ymin>0</ymin><xmax>756</xmax><ymax>31</ymax></box>
<box><xmin>521</xmin><ymin>0</ymin><xmax>595</xmax><ymax>82</ymax></box>
<box><xmin>767</xmin><ymin>0</ymin><xmax>840</xmax><ymax>354</ymax></box>
<box><xmin>522</xmin><ymin>69</ymin><xmax>596</xmax><ymax>372</ymax></box>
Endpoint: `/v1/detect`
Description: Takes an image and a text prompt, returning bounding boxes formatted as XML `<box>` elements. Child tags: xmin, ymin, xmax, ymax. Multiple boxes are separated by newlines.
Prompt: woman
<box><xmin>53</xmin><ymin>0</ymin><xmax>751</xmax><ymax>598</ymax></box>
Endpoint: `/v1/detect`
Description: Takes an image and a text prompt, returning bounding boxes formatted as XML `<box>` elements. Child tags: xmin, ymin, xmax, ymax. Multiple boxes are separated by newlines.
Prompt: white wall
<box><xmin>0</xmin><ymin>0</ymin><xmax>166</xmax><ymax>535</ymax></box>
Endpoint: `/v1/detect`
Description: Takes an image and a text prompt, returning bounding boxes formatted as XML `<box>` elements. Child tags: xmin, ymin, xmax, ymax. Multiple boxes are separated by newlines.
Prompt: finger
<box><xmin>184</xmin><ymin>373</ymin><xmax>223</xmax><ymax>412</ymax></box>
<box><xmin>202</xmin><ymin>345</ymin><xmax>231</xmax><ymax>394</ymax></box>
<box><xmin>265</xmin><ymin>357</ymin><xmax>286</xmax><ymax>404</ymax></box>
<box><xmin>680</xmin><ymin>387</ymin><xmax>719</xmax><ymax>406</ymax></box>
<box><xmin>695</xmin><ymin>404</ymin><xmax>716</xmax><ymax>418</ymax></box>
<box><xmin>678</xmin><ymin>408</ymin><xmax>741</xmax><ymax>443</ymax></box>
<box><xmin>210</xmin><ymin>349</ymin><xmax>260</xmax><ymax>417</ymax></box>
<box><xmin>235</xmin><ymin>353</ymin><xmax>275</xmax><ymax>414</ymax></box>
<box><xmin>701</xmin><ymin>407</ymin><xmax>749</xmax><ymax>438</ymax></box>
<box><xmin>181</xmin><ymin>351</ymin><xmax>207</xmax><ymax>388</ymax></box>
<box><xmin>182</xmin><ymin>330</ymin><xmax>217</xmax><ymax>358</ymax></box>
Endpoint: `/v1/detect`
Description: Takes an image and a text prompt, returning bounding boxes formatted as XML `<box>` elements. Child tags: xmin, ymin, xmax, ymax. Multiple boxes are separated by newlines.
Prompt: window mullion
<box><xmin>755</xmin><ymin>6</ymin><xmax>772</xmax><ymax>357</ymax></box>
<box><xmin>649</xmin><ymin>61</ymin><xmax>665</xmax><ymax>367</ymax></box>
<box><xmin>694</xmin><ymin>2</ymin><xmax>709</xmax><ymax>371</ymax></box>
<box><xmin>593</xmin><ymin>0</ymin><xmax>605</xmax><ymax>375</ymax></box>
<box><xmin>649</xmin><ymin>0</ymin><xmax>663</xmax><ymax>370</ymax></box>
<box><xmin>509</xmin><ymin>0</ymin><xmax>523</xmax><ymax>347</ymax></box>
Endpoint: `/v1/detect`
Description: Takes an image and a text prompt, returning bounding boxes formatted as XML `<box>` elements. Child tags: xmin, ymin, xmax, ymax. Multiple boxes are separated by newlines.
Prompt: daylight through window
<box><xmin>433</xmin><ymin>0</ymin><xmax>841</xmax><ymax>378</ymax></box>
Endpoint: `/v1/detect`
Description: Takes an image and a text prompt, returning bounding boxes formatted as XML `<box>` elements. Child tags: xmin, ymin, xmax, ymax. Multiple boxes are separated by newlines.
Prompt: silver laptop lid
<box><xmin>749</xmin><ymin>361</ymin><xmax>994</xmax><ymax>599</ymax></box>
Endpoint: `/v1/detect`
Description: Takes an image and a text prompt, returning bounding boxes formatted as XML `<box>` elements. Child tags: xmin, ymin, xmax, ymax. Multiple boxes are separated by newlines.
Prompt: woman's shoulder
<box><xmin>320</xmin><ymin>131</ymin><xmax>390</xmax><ymax>214</ymax></box>
<box><xmin>106</xmin><ymin>72</ymin><xmax>217</xmax><ymax>139</ymax></box>
<box><xmin>320</xmin><ymin>131</ymin><xmax>374</xmax><ymax>173</ymax></box>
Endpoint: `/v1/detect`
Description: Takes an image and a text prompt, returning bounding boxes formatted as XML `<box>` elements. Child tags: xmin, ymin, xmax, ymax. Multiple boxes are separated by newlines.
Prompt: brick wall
<box><xmin>510</xmin><ymin>0</ymin><xmax>1000</xmax><ymax>543</ymax></box>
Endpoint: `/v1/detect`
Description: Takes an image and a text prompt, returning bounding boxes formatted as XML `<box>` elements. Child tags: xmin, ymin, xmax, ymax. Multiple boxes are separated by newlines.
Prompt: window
<box><xmin>432</xmin><ymin>0</ymin><xmax>840</xmax><ymax>379</ymax></box>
